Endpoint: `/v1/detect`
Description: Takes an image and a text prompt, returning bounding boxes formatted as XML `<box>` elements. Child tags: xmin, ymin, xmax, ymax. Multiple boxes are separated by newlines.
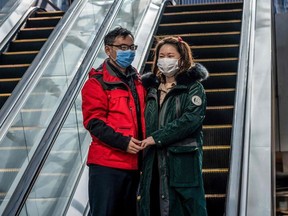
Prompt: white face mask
<box><xmin>157</xmin><ymin>58</ymin><xmax>179</xmax><ymax>77</ymax></box>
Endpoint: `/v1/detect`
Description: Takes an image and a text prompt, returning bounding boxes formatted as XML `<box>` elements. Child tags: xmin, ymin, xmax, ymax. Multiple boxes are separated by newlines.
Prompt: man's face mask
<box><xmin>157</xmin><ymin>58</ymin><xmax>180</xmax><ymax>77</ymax></box>
<box><xmin>115</xmin><ymin>50</ymin><xmax>135</xmax><ymax>68</ymax></box>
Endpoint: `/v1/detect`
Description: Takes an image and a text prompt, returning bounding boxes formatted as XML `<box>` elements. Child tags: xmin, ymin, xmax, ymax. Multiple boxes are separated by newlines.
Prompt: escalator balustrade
<box><xmin>0</xmin><ymin>9</ymin><xmax>64</xmax><ymax>208</ymax></box>
<box><xmin>0</xmin><ymin>10</ymin><xmax>64</xmax><ymax>109</ymax></box>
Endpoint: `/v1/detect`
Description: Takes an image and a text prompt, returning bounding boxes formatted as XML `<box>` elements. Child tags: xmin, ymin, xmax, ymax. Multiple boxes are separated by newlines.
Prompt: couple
<box><xmin>81</xmin><ymin>27</ymin><xmax>208</xmax><ymax>216</ymax></box>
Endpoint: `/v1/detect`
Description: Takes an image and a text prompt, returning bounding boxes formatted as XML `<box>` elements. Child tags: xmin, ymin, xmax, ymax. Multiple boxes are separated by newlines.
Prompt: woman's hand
<box><xmin>141</xmin><ymin>136</ymin><xmax>156</xmax><ymax>148</ymax></box>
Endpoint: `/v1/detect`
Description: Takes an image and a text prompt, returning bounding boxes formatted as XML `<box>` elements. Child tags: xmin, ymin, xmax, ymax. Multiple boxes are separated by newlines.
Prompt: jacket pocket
<box><xmin>116</xmin><ymin>127</ymin><xmax>132</xmax><ymax>137</ymax></box>
<box><xmin>168</xmin><ymin>146</ymin><xmax>200</xmax><ymax>187</ymax></box>
<box><xmin>109</xmin><ymin>89</ymin><xmax>130</xmax><ymax>109</ymax></box>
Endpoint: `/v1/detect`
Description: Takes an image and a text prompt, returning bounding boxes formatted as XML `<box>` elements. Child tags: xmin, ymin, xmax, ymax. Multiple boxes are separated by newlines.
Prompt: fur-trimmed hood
<box><xmin>141</xmin><ymin>63</ymin><xmax>209</xmax><ymax>89</ymax></box>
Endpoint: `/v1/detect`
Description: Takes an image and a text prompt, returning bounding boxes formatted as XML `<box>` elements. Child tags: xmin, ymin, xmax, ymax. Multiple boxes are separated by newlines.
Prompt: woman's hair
<box><xmin>152</xmin><ymin>36</ymin><xmax>194</xmax><ymax>82</ymax></box>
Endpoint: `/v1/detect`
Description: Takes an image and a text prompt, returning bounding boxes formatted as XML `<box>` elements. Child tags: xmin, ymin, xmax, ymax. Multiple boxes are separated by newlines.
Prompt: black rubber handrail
<box><xmin>0</xmin><ymin>6</ymin><xmax>43</xmax><ymax>52</ymax></box>
<box><xmin>0</xmin><ymin>0</ymin><xmax>83</xmax><ymax>133</ymax></box>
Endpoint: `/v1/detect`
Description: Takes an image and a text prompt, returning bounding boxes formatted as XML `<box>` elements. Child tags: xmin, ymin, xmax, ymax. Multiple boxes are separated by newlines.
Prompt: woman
<box><xmin>138</xmin><ymin>36</ymin><xmax>208</xmax><ymax>216</ymax></box>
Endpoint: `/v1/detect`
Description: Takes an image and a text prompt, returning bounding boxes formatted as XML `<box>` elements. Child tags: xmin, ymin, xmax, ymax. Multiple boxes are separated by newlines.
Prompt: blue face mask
<box><xmin>115</xmin><ymin>50</ymin><xmax>135</xmax><ymax>68</ymax></box>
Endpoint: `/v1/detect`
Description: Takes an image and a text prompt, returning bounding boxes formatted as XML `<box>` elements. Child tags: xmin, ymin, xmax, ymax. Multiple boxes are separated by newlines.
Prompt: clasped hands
<box><xmin>126</xmin><ymin>136</ymin><xmax>155</xmax><ymax>154</ymax></box>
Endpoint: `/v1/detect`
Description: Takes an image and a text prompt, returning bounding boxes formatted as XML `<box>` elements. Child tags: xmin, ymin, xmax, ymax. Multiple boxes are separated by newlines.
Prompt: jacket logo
<box><xmin>191</xmin><ymin>95</ymin><xmax>202</xmax><ymax>106</ymax></box>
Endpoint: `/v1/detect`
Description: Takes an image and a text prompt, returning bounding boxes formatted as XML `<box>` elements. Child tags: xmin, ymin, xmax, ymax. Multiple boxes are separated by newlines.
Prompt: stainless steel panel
<box><xmin>245</xmin><ymin>0</ymin><xmax>273</xmax><ymax>215</ymax></box>
<box><xmin>248</xmin><ymin>147</ymin><xmax>272</xmax><ymax>215</ymax></box>
<box><xmin>275</xmin><ymin>13</ymin><xmax>288</xmax><ymax>152</ymax></box>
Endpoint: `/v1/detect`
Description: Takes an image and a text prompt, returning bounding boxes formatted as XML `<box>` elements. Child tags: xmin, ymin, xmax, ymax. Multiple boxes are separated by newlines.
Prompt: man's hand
<box><xmin>141</xmin><ymin>136</ymin><xmax>156</xmax><ymax>148</ymax></box>
<box><xmin>126</xmin><ymin>137</ymin><xmax>143</xmax><ymax>154</ymax></box>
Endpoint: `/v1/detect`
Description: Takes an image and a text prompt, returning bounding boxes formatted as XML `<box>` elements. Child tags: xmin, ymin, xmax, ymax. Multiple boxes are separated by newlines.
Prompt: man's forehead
<box><xmin>114</xmin><ymin>35</ymin><xmax>134</xmax><ymax>42</ymax></box>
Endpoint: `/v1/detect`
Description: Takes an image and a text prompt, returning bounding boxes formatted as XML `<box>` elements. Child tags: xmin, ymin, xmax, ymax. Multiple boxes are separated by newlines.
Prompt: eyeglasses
<box><xmin>108</xmin><ymin>44</ymin><xmax>138</xmax><ymax>51</ymax></box>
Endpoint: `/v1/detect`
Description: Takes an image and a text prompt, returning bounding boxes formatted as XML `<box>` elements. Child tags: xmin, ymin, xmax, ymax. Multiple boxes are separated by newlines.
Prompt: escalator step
<box><xmin>0</xmin><ymin>168</ymin><xmax>18</xmax><ymax>197</ymax></box>
<box><xmin>9</xmin><ymin>39</ymin><xmax>47</xmax><ymax>51</ymax></box>
<box><xmin>17</xmin><ymin>27</ymin><xmax>54</xmax><ymax>39</ymax></box>
<box><xmin>206</xmin><ymin>89</ymin><xmax>235</xmax><ymax>106</ymax></box>
<box><xmin>29</xmin><ymin>173</ymin><xmax>69</xmax><ymax>198</ymax></box>
<box><xmin>165</xmin><ymin>2</ymin><xmax>243</xmax><ymax>13</ymax></box>
<box><xmin>144</xmin><ymin>58</ymin><xmax>238</xmax><ymax>73</ymax></box>
<box><xmin>0</xmin><ymin>51</ymin><xmax>38</xmax><ymax>64</ymax></box>
<box><xmin>202</xmin><ymin>73</ymin><xmax>237</xmax><ymax>89</ymax></box>
<box><xmin>0</xmin><ymin>78</ymin><xmax>21</xmax><ymax>93</ymax></box>
<box><xmin>147</xmin><ymin>45</ymin><xmax>239</xmax><ymax>61</ymax></box>
<box><xmin>0</xmin><ymin>93</ymin><xmax>10</xmax><ymax>107</ymax></box>
<box><xmin>192</xmin><ymin>44</ymin><xmax>240</xmax><ymax>59</ymax></box>
<box><xmin>205</xmin><ymin>194</ymin><xmax>226</xmax><ymax>216</ymax></box>
<box><xmin>203</xmin><ymin>125</ymin><xmax>232</xmax><ymax>146</ymax></box>
<box><xmin>0</xmin><ymin>147</ymin><xmax>28</xmax><ymax>170</ymax></box>
<box><xmin>203</xmin><ymin>169</ymin><xmax>228</xmax><ymax>194</ymax></box>
<box><xmin>17</xmin><ymin>109</ymin><xmax>52</xmax><ymax>127</ymax></box>
<box><xmin>161</xmin><ymin>9</ymin><xmax>242</xmax><ymax>24</ymax></box>
<box><xmin>0</xmin><ymin>64</ymin><xmax>29</xmax><ymax>78</ymax></box>
<box><xmin>25</xmin><ymin>17</ymin><xmax>62</xmax><ymax>28</ymax></box>
<box><xmin>199</xmin><ymin>58</ymin><xmax>238</xmax><ymax>73</ymax></box>
<box><xmin>35</xmin><ymin>11</ymin><xmax>65</xmax><ymax>17</ymax></box>
<box><xmin>155</xmin><ymin>32</ymin><xmax>241</xmax><ymax>46</ymax></box>
<box><xmin>157</xmin><ymin>20</ymin><xmax>241</xmax><ymax>35</ymax></box>
<box><xmin>203</xmin><ymin>146</ymin><xmax>230</xmax><ymax>169</ymax></box>
<box><xmin>204</xmin><ymin>106</ymin><xmax>234</xmax><ymax>125</ymax></box>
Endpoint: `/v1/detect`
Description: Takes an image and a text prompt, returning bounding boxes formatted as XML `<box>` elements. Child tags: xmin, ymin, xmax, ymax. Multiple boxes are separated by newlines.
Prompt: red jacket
<box><xmin>81</xmin><ymin>60</ymin><xmax>146</xmax><ymax>170</ymax></box>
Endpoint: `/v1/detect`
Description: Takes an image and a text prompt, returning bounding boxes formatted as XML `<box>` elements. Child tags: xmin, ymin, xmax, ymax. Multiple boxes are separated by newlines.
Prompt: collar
<box><xmin>101</xmin><ymin>59</ymin><xmax>138</xmax><ymax>85</ymax></box>
<box><xmin>158</xmin><ymin>82</ymin><xmax>176</xmax><ymax>93</ymax></box>
<box><xmin>107</xmin><ymin>59</ymin><xmax>136</xmax><ymax>78</ymax></box>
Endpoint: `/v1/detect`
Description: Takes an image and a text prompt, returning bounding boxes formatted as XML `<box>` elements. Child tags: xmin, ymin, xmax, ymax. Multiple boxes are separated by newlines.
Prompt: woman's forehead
<box><xmin>159</xmin><ymin>44</ymin><xmax>179</xmax><ymax>54</ymax></box>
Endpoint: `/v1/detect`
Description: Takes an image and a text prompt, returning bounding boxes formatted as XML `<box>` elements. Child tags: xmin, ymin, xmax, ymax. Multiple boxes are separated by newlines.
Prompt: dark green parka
<box><xmin>138</xmin><ymin>63</ymin><xmax>209</xmax><ymax>216</ymax></box>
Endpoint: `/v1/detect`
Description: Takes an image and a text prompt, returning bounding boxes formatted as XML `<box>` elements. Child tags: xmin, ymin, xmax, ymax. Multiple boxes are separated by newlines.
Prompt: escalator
<box><xmin>0</xmin><ymin>9</ymin><xmax>64</xmax><ymax>108</ymax></box>
<box><xmin>0</xmin><ymin>1</ymin><xmax>245</xmax><ymax>215</ymax></box>
<box><xmin>143</xmin><ymin>2</ymin><xmax>243</xmax><ymax>215</ymax></box>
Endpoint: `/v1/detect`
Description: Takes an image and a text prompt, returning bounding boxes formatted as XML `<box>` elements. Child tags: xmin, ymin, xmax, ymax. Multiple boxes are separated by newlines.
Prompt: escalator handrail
<box><xmin>0</xmin><ymin>0</ymin><xmax>85</xmax><ymax>136</ymax></box>
<box><xmin>0</xmin><ymin>0</ymin><xmax>35</xmax><ymax>46</ymax></box>
<box><xmin>225</xmin><ymin>0</ymin><xmax>254</xmax><ymax>215</ymax></box>
<box><xmin>0</xmin><ymin>6</ymin><xmax>41</xmax><ymax>52</ymax></box>
<box><xmin>1</xmin><ymin>1</ymin><xmax>124</xmax><ymax>215</ymax></box>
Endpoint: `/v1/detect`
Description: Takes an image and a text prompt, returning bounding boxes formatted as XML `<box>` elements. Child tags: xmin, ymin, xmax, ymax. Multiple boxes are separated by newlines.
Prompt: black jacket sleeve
<box><xmin>87</xmin><ymin>118</ymin><xmax>130</xmax><ymax>151</ymax></box>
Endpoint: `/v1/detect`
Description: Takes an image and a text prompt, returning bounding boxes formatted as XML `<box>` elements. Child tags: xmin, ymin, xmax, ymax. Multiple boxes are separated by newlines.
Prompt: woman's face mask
<box><xmin>157</xmin><ymin>58</ymin><xmax>179</xmax><ymax>77</ymax></box>
<box><xmin>115</xmin><ymin>50</ymin><xmax>135</xmax><ymax>68</ymax></box>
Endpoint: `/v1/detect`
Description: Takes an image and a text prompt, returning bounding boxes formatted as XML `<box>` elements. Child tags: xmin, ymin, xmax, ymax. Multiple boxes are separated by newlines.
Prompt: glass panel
<box><xmin>19</xmin><ymin>0</ymin><xmax>154</xmax><ymax>215</ymax></box>
<box><xmin>0</xmin><ymin>0</ymin><xmax>113</xmax><ymax>213</ymax></box>
<box><xmin>0</xmin><ymin>0</ymin><xmax>19</xmax><ymax>23</ymax></box>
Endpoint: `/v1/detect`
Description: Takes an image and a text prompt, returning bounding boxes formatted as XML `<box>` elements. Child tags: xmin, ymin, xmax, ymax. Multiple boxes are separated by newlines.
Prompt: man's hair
<box><xmin>104</xmin><ymin>27</ymin><xmax>134</xmax><ymax>45</ymax></box>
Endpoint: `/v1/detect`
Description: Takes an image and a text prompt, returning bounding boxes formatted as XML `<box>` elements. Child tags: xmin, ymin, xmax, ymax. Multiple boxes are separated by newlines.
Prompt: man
<box><xmin>81</xmin><ymin>27</ymin><xmax>146</xmax><ymax>216</ymax></box>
